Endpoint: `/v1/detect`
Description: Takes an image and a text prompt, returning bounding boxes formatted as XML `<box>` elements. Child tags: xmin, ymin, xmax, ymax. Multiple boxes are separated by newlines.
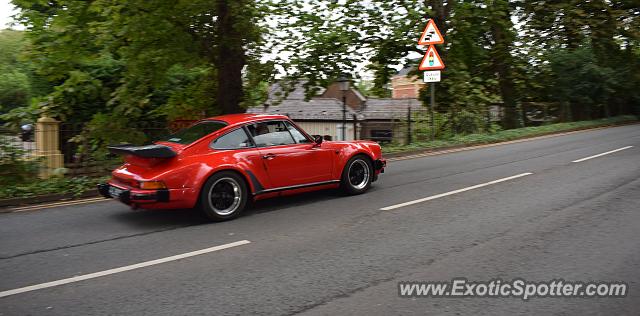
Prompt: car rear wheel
<box><xmin>341</xmin><ymin>155</ymin><xmax>373</xmax><ymax>195</ymax></box>
<box><xmin>200</xmin><ymin>171</ymin><xmax>248</xmax><ymax>221</ymax></box>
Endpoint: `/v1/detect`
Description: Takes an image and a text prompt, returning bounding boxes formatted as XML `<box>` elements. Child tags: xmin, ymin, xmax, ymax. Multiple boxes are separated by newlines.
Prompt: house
<box><xmin>250</xmin><ymin>81</ymin><xmax>363</xmax><ymax>141</ymax></box>
<box><xmin>247</xmin><ymin>77</ymin><xmax>424</xmax><ymax>143</ymax></box>
<box><xmin>246</xmin><ymin>98</ymin><xmax>362</xmax><ymax>141</ymax></box>
<box><xmin>320</xmin><ymin>82</ymin><xmax>367</xmax><ymax>111</ymax></box>
<box><xmin>359</xmin><ymin>98</ymin><xmax>424</xmax><ymax>143</ymax></box>
<box><xmin>391</xmin><ymin>67</ymin><xmax>425</xmax><ymax>99</ymax></box>
<box><xmin>264</xmin><ymin>80</ymin><xmax>322</xmax><ymax>106</ymax></box>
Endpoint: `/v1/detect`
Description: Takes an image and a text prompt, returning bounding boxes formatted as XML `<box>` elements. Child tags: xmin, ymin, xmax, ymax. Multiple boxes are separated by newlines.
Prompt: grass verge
<box><xmin>382</xmin><ymin>115</ymin><xmax>638</xmax><ymax>154</ymax></box>
<box><xmin>0</xmin><ymin>176</ymin><xmax>109</xmax><ymax>200</ymax></box>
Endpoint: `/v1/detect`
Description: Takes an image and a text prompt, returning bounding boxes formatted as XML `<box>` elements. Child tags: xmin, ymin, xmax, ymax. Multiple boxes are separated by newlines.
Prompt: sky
<box><xmin>1</xmin><ymin>0</ymin><xmax>20</xmax><ymax>29</ymax></box>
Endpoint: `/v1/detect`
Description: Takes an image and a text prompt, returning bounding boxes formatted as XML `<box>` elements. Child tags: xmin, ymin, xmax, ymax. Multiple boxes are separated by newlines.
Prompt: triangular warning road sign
<box><xmin>418</xmin><ymin>19</ymin><xmax>444</xmax><ymax>45</ymax></box>
<box><xmin>419</xmin><ymin>45</ymin><xmax>445</xmax><ymax>70</ymax></box>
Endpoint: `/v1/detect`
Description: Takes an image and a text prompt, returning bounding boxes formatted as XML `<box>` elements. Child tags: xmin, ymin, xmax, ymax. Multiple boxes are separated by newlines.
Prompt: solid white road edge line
<box><xmin>7</xmin><ymin>197</ymin><xmax>110</xmax><ymax>213</ymax></box>
<box><xmin>380</xmin><ymin>173</ymin><xmax>534</xmax><ymax>211</ymax></box>
<box><xmin>571</xmin><ymin>146</ymin><xmax>633</xmax><ymax>163</ymax></box>
<box><xmin>0</xmin><ymin>240</ymin><xmax>252</xmax><ymax>299</ymax></box>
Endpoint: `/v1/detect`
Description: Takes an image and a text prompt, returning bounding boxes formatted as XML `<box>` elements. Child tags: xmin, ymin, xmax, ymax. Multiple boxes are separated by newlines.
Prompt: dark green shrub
<box><xmin>0</xmin><ymin>136</ymin><xmax>41</xmax><ymax>185</ymax></box>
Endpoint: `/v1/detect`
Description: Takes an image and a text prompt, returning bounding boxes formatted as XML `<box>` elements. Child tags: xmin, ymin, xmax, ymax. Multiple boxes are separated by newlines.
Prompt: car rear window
<box><xmin>160</xmin><ymin>121</ymin><xmax>228</xmax><ymax>145</ymax></box>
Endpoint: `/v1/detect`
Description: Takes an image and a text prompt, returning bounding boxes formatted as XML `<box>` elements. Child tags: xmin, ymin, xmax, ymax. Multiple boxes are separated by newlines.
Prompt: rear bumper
<box><xmin>98</xmin><ymin>183</ymin><xmax>170</xmax><ymax>204</ymax></box>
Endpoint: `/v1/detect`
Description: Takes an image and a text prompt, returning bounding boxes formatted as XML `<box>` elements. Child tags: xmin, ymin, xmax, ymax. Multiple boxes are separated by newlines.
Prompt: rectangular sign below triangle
<box><xmin>419</xmin><ymin>45</ymin><xmax>445</xmax><ymax>70</ymax></box>
<box><xmin>418</xmin><ymin>19</ymin><xmax>444</xmax><ymax>45</ymax></box>
<box><xmin>423</xmin><ymin>71</ymin><xmax>441</xmax><ymax>83</ymax></box>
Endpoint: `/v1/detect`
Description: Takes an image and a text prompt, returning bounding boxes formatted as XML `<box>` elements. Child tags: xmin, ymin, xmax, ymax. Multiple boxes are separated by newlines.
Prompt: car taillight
<box><xmin>113</xmin><ymin>176</ymin><xmax>138</xmax><ymax>188</ymax></box>
<box><xmin>139</xmin><ymin>181</ymin><xmax>167</xmax><ymax>190</ymax></box>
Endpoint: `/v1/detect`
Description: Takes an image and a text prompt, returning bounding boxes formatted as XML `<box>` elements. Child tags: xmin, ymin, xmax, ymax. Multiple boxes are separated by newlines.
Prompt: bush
<box><xmin>0</xmin><ymin>175</ymin><xmax>109</xmax><ymax>199</ymax></box>
<box><xmin>450</xmin><ymin>110</ymin><xmax>486</xmax><ymax>135</ymax></box>
<box><xmin>0</xmin><ymin>136</ymin><xmax>41</xmax><ymax>185</ymax></box>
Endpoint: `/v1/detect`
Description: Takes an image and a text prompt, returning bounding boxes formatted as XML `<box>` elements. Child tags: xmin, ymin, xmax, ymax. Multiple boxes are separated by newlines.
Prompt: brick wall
<box><xmin>391</xmin><ymin>75</ymin><xmax>425</xmax><ymax>99</ymax></box>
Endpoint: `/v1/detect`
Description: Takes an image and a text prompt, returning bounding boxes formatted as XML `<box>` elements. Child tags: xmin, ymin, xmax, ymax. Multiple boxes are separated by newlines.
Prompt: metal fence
<box><xmin>0</xmin><ymin>102</ymin><xmax>598</xmax><ymax>178</ymax></box>
<box><xmin>357</xmin><ymin>102</ymin><xmax>571</xmax><ymax>144</ymax></box>
<box><xmin>1</xmin><ymin>122</ymin><xmax>172</xmax><ymax>177</ymax></box>
<box><xmin>356</xmin><ymin>103</ymin><xmax>512</xmax><ymax>145</ymax></box>
<box><xmin>0</xmin><ymin>127</ymin><xmax>37</xmax><ymax>153</ymax></box>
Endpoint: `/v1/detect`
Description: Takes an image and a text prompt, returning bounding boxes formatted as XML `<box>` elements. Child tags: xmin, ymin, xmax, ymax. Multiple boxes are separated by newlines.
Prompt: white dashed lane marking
<box><xmin>571</xmin><ymin>146</ymin><xmax>633</xmax><ymax>163</ymax></box>
<box><xmin>380</xmin><ymin>173</ymin><xmax>533</xmax><ymax>211</ymax></box>
<box><xmin>0</xmin><ymin>240</ymin><xmax>252</xmax><ymax>298</ymax></box>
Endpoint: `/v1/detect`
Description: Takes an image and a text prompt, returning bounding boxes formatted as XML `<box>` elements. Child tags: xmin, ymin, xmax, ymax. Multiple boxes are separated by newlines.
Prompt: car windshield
<box><xmin>159</xmin><ymin>121</ymin><xmax>228</xmax><ymax>145</ymax></box>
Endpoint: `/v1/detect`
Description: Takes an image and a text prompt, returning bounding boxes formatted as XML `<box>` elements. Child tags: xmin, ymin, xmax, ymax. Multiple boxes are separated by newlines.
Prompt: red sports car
<box><xmin>98</xmin><ymin>114</ymin><xmax>386</xmax><ymax>221</ymax></box>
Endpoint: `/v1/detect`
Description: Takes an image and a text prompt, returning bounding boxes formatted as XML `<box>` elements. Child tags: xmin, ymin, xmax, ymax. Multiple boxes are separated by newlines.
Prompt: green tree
<box><xmin>0</xmin><ymin>30</ymin><xmax>32</xmax><ymax>113</ymax></box>
<box><xmin>8</xmin><ymin>0</ymin><xmax>639</xmax><ymax>138</ymax></box>
<box><xmin>548</xmin><ymin>45</ymin><xmax>624</xmax><ymax>119</ymax></box>
<box><xmin>0</xmin><ymin>70</ymin><xmax>30</xmax><ymax>113</ymax></box>
<box><xmin>277</xmin><ymin>1</ymin><xmax>523</xmax><ymax>129</ymax></box>
<box><xmin>487</xmin><ymin>0</ymin><xmax>521</xmax><ymax>128</ymax></box>
<box><xmin>519</xmin><ymin>0</ymin><xmax>640</xmax><ymax>119</ymax></box>
<box><xmin>11</xmin><ymin>0</ymin><xmax>274</xmax><ymax>123</ymax></box>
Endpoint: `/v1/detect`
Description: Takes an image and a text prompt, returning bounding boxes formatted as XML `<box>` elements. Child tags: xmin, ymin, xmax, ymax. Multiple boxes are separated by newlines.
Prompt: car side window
<box><xmin>211</xmin><ymin>128</ymin><xmax>253</xmax><ymax>150</ymax></box>
<box><xmin>284</xmin><ymin>121</ymin><xmax>311</xmax><ymax>144</ymax></box>
<box><xmin>246</xmin><ymin>121</ymin><xmax>296</xmax><ymax>147</ymax></box>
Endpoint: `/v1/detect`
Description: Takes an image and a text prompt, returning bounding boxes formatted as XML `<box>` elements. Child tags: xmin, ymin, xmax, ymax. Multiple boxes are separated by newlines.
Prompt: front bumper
<box><xmin>373</xmin><ymin>159</ymin><xmax>386</xmax><ymax>182</ymax></box>
<box><xmin>98</xmin><ymin>183</ymin><xmax>170</xmax><ymax>204</ymax></box>
<box><xmin>374</xmin><ymin>159</ymin><xmax>386</xmax><ymax>173</ymax></box>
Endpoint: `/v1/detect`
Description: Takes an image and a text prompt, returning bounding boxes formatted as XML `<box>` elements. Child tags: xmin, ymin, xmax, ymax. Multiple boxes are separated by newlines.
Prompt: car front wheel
<box><xmin>341</xmin><ymin>155</ymin><xmax>373</xmax><ymax>195</ymax></box>
<box><xmin>200</xmin><ymin>171</ymin><xmax>248</xmax><ymax>221</ymax></box>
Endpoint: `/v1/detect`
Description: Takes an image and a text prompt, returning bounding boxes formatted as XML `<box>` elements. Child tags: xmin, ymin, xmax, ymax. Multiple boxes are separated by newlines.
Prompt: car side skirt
<box><xmin>253</xmin><ymin>180</ymin><xmax>341</xmax><ymax>196</ymax></box>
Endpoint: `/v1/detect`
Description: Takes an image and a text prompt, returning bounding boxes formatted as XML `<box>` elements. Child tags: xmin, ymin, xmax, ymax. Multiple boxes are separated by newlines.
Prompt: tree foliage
<box><xmin>520</xmin><ymin>0</ymin><xmax>640</xmax><ymax>119</ymax></box>
<box><xmin>0</xmin><ymin>29</ymin><xmax>50</xmax><ymax>116</ymax></box>
<box><xmin>274</xmin><ymin>0</ymin><xmax>638</xmax><ymax>126</ymax></box>
<box><xmin>3</xmin><ymin>0</ymin><xmax>639</xmax><ymax>138</ymax></box>
<box><xmin>9</xmin><ymin>0</ymin><xmax>275</xmax><ymax>125</ymax></box>
<box><xmin>275</xmin><ymin>0</ymin><xmax>521</xmax><ymax>126</ymax></box>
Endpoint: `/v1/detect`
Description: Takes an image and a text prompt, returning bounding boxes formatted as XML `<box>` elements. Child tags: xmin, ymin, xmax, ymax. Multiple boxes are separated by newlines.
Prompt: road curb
<box><xmin>0</xmin><ymin>190</ymin><xmax>100</xmax><ymax>211</ymax></box>
<box><xmin>1</xmin><ymin>120</ymin><xmax>637</xmax><ymax>212</ymax></box>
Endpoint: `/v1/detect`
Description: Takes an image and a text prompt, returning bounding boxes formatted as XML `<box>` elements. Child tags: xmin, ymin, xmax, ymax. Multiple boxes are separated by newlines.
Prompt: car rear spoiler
<box><xmin>108</xmin><ymin>144</ymin><xmax>177</xmax><ymax>158</ymax></box>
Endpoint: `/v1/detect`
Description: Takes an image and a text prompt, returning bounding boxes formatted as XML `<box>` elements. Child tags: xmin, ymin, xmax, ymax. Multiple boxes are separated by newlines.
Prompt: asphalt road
<box><xmin>1</xmin><ymin>124</ymin><xmax>639</xmax><ymax>316</ymax></box>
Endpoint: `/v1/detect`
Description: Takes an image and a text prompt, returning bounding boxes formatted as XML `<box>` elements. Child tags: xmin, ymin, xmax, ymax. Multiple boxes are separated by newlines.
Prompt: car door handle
<box><xmin>262</xmin><ymin>153</ymin><xmax>276</xmax><ymax>160</ymax></box>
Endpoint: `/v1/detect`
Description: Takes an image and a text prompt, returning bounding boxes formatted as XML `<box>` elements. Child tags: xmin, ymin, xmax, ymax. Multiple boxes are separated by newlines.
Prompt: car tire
<box><xmin>199</xmin><ymin>171</ymin><xmax>249</xmax><ymax>221</ymax></box>
<box><xmin>340</xmin><ymin>155</ymin><xmax>373</xmax><ymax>195</ymax></box>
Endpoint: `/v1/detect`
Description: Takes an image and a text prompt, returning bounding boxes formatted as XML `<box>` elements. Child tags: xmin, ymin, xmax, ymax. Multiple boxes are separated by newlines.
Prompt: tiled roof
<box><xmin>248</xmin><ymin>98</ymin><xmax>425</xmax><ymax>121</ymax></box>
<box><xmin>266</xmin><ymin>81</ymin><xmax>325</xmax><ymax>105</ymax></box>
<box><xmin>395</xmin><ymin>66</ymin><xmax>416</xmax><ymax>77</ymax></box>
<box><xmin>361</xmin><ymin>98</ymin><xmax>424</xmax><ymax>120</ymax></box>
<box><xmin>256</xmin><ymin>79</ymin><xmax>426</xmax><ymax>121</ymax></box>
<box><xmin>247</xmin><ymin>98</ymin><xmax>360</xmax><ymax>121</ymax></box>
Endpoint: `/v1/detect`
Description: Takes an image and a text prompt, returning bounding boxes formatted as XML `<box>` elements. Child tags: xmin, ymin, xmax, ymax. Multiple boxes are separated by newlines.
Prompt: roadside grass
<box><xmin>0</xmin><ymin>176</ymin><xmax>110</xmax><ymax>200</ymax></box>
<box><xmin>382</xmin><ymin>115</ymin><xmax>639</xmax><ymax>154</ymax></box>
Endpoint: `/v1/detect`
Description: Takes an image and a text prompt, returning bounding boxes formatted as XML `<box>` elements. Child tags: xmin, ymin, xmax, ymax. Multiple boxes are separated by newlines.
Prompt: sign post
<box><xmin>430</xmin><ymin>82</ymin><xmax>435</xmax><ymax>140</ymax></box>
<box><xmin>418</xmin><ymin>19</ymin><xmax>445</xmax><ymax>140</ymax></box>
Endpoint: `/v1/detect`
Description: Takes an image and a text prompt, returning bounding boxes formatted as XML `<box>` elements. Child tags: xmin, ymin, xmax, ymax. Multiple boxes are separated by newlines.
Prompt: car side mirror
<box><xmin>313</xmin><ymin>135</ymin><xmax>323</xmax><ymax>146</ymax></box>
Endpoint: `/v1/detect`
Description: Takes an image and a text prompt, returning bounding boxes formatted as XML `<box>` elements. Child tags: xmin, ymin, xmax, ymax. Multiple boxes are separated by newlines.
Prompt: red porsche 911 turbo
<box><xmin>98</xmin><ymin>114</ymin><xmax>386</xmax><ymax>221</ymax></box>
